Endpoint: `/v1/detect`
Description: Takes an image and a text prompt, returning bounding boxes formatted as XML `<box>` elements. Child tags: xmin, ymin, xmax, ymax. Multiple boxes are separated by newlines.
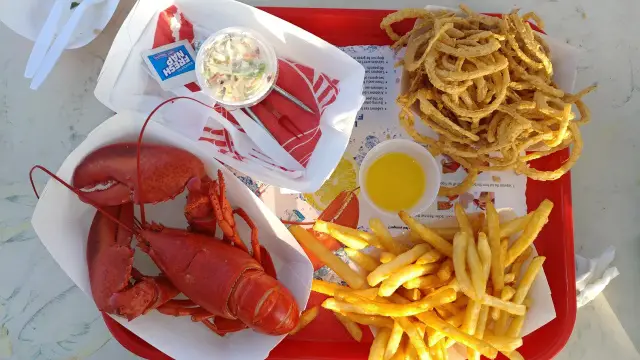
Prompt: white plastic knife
<box><xmin>30</xmin><ymin>0</ymin><xmax>106</xmax><ymax>90</ymax></box>
<box><xmin>24</xmin><ymin>0</ymin><xmax>67</xmax><ymax>79</ymax></box>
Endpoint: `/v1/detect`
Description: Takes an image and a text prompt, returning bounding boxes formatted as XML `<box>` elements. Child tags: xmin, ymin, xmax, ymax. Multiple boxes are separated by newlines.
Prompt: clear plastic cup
<box><xmin>358</xmin><ymin>139</ymin><xmax>441</xmax><ymax>217</ymax></box>
<box><xmin>195</xmin><ymin>27</ymin><xmax>278</xmax><ymax>109</ymax></box>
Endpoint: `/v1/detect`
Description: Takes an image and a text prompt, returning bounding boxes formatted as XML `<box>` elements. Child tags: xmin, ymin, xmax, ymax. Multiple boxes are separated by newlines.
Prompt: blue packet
<box><xmin>142</xmin><ymin>40</ymin><xmax>198</xmax><ymax>90</ymax></box>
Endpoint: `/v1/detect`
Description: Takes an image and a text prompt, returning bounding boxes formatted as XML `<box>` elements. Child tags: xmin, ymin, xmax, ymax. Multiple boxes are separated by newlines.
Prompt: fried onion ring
<box><xmin>384</xmin><ymin>5</ymin><xmax>595</xmax><ymax>193</ymax></box>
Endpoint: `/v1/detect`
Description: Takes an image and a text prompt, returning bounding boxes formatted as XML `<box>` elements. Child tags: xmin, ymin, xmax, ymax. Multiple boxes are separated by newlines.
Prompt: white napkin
<box><xmin>575</xmin><ymin>246</ymin><xmax>619</xmax><ymax>308</ymax></box>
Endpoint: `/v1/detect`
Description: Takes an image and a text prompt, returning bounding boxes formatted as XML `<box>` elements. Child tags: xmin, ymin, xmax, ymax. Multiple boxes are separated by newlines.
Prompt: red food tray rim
<box><xmin>102</xmin><ymin>7</ymin><xmax>576</xmax><ymax>360</ymax></box>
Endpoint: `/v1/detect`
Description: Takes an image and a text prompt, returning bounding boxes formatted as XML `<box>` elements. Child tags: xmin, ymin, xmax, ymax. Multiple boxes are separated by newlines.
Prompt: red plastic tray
<box><xmin>103</xmin><ymin>7</ymin><xmax>576</xmax><ymax>360</ymax></box>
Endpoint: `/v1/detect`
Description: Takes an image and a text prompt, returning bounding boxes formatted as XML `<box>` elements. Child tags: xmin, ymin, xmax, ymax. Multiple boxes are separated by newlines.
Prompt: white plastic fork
<box><xmin>30</xmin><ymin>0</ymin><xmax>106</xmax><ymax>90</ymax></box>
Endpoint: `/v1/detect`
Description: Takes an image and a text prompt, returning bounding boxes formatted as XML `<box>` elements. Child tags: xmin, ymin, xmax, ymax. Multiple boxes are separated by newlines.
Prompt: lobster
<box><xmin>30</xmin><ymin>97</ymin><xmax>300</xmax><ymax>336</ymax></box>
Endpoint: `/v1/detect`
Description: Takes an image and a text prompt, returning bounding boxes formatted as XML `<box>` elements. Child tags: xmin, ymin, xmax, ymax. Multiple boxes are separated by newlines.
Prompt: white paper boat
<box><xmin>94</xmin><ymin>0</ymin><xmax>366</xmax><ymax>193</ymax></box>
<box><xmin>30</xmin><ymin>112</ymin><xmax>313</xmax><ymax>360</ymax></box>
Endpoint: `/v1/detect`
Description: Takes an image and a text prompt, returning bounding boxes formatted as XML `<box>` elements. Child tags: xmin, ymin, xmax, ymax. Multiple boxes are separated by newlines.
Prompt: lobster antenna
<box><xmin>29</xmin><ymin>165</ymin><xmax>137</xmax><ymax>234</ymax></box>
<box><xmin>135</xmin><ymin>96</ymin><xmax>217</xmax><ymax>225</ymax></box>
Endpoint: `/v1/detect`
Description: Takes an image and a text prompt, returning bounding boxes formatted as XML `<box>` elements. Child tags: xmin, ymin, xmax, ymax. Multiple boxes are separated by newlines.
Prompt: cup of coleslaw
<box><xmin>195</xmin><ymin>27</ymin><xmax>279</xmax><ymax>108</ymax></box>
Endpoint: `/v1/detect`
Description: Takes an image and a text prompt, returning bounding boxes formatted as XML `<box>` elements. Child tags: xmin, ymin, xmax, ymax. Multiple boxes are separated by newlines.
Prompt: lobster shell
<box><xmin>140</xmin><ymin>227</ymin><xmax>300</xmax><ymax>335</ymax></box>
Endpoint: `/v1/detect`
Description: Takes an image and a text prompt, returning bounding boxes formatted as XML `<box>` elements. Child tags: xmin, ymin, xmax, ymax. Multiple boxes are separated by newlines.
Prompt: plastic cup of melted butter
<box><xmin>359</xmin><ymin>139</ymin><xmax>441</xmax><ymax>217</ymax></box>
<box><xmin>195</xmin><ymin>27</ymin><xmax>278</xmax><ymax>108</ymax></box>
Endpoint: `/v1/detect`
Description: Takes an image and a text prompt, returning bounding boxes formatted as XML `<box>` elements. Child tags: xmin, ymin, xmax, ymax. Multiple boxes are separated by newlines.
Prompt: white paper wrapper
<box><xmin>576</xmin><ymin>246</ymin><xmax>619</xmax><ymax>308</ymax></box>
<box><xmin>94</xmin><ymin>0</ymin><xmax>366</xmax><ymax>193</ymax></box>
<box><xmin>30</xmin><ymin>112</ymin><xmax>313</xmax><ymax>360</ymax></box>
<box><xmin>0</xmin><ymin>0</ymin><xmax>120</xmax><ymax>49</ymax></box>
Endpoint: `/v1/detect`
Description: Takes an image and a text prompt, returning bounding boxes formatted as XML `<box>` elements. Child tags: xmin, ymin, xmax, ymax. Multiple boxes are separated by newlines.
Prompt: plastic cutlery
<box><xmin>30</xmin><ymin>0</ymin><xmax>106</xmax><ymax>90</ymax></box>
<box><xmin>24</xmin><ymin>0</ymin><xmax>67</xmax><ymax>79</ymax></box>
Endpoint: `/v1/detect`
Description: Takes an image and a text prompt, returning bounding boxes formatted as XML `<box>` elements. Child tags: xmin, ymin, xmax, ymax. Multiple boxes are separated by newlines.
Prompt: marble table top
<box><xmin>0</xmin><ymin>0</ymin><xmax>638</xmax><ymax>359</ymax></box>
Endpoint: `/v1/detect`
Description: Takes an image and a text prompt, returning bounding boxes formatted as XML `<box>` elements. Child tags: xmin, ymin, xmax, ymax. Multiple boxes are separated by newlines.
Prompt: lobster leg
<box><xmin>110</xmin><ymin>275</ymin><xmax>180</xmax><ymax>320</ymax></box>
<box><xmin>184</xmin><ymin>177</ymin><xmax>220</xmax><ymax>238</ymax></box>
<box><xmin>157</xmin><ymin>302</ymin><xmax>210</xmax><ymax>318</ymax></box>
<box><xmin>158</xmin><ymin>299</ymin><xmax>248</xmax><ymax>336</ymax></box>
<box><xmin>202</xmin><ymin>318</ymin><xmax>248</xmax><ymax>336</ymax></box>
<box><xmin>210</xmin><ymin>177</ymin><xmax>248</xmax><ymax>252</ymax></box>
<box><xmin>233</xmin><ymin>208</ymin><xmax>261</xmax><ymax>264</ymax></box>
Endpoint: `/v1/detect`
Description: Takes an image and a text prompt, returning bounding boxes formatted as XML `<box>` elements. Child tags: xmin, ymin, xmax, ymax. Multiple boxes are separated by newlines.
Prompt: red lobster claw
<box><xmin>72</xmin><ymin>143</ymin><xmax>206</xmax><ymax>206</ymax></box>
<box><xmin>87</xmin><ymin>204</ymin><xmax>180</xmax><ymax>320</ymax></box>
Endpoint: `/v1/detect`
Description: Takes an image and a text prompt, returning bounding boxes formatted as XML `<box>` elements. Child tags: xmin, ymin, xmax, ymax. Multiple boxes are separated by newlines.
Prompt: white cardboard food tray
<box><xmin>31</xmin><ymin>112</ymin><xmax>313</xmax><ymax>360</ymax></box>
<box><xmin>94</xmin><ymin>0</ymin><xmax>366</xmax><ymax>193</ymax></box>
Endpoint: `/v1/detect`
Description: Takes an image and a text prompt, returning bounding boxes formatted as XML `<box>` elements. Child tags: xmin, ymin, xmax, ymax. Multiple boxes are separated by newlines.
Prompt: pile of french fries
<box><xmin>289</xmin><ymin>199</ymin><xmax>554</xmax><ymax>360</ymax></box>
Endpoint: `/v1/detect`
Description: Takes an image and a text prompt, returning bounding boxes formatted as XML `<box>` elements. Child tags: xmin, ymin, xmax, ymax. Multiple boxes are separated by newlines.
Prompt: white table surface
<box><xmin>0</xmin><ymin>0</ymin><xmax>638</xmax><ymax>359</ymax></box>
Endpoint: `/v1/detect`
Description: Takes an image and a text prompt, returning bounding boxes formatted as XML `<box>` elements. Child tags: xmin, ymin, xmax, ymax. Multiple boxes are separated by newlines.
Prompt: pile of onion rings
<box><xmin>382</xmin><ymin>5</ymin><xmax>595</xmax><ymax>196</ymax></box>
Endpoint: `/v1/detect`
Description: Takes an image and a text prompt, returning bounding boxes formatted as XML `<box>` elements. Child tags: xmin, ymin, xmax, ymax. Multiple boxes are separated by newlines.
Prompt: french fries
<box><xmin>344</xmin><ymin>313</ymin><xmax>394</xmax><ymax>328</ymax></box>
<box><xmin>384</xmin><ymin>321</ymin><xmax>404</xmax><ymax>360</ymax></box>
<box><xmin>436</xmin><ymin>259</ymin><xmax>454</xmax><ymax>281</ymax></box>
<box><xmin>290</xmin><ymin>225</ymin><xmax>366</xmax><ymax>289</ymax></box>
<box><xmin>290</xmin><ymin>306</ymin><xmax>319</xmax><ymax>335</ymax></box>
<box><xmin>501</xmin><ymin>286</ymin><xmax>516</xmax><ymax>301</ymax></box>
<box><xmin>329</xmin><ymin>227</ymin><xmax>370</xmax><ymax>249</ymax></box>
<box><xmin>428</xmin><ymin>311</ymin><xmax>465</xmax><ymax>346</ymax></box>
<box><xmin>369</xmin><ymin>327</ymin><xmax>392</xmax><ymax>360</ymax></box>
<box><xmin>477</xmin><ymin>233</ymin><xmax>492</xmax><ymax>284</ymax></box>
<box><xmin>334</xmin><ymin>312</ymin><xmax>363</xmax><ymax>342</ymax></box>
<box><xmin>367</xmin><ymin>244</ymin><xmax>431</xmax><ymax>286</ymax></box>
<box><xmin>484</xmin><ymin>334</ymin><xmax>523</xmax><ymax>352</ymax></box>
<box><xmin>403</xmin><ymin>275</ymin><xmax>442</xmax><ymax>290</ymax></box>
<box><xmin>418</xmin><ymin>312</ymin><xmax>498</xmax><ymax>359</ymax></box>
<box><xmin>314</xmin><ymin>219</ymin><xmax>378</xmax><ymax>243</ymax></box>
<box><xmin>486</xmin><ymin>200</ymin><xmax>504</xmax><ymax>295</ymax></box>
<box><xmin>452</xmin><ymin>233</ymin><xmax>476</xmax><ymax>299</ymax></box>
<box><xmin>380</xmin><ymin>252</ymin><xmax>397</xmax><ymax>263</ymax></box>
<box><xmin>345</xmin><ymin>247</ymin><xmax>382</xmax><ymax>272</ymax></box>
<box><xmin>500</xmin><ymin>213</ymin><xmax>532</xmax><ymax>238</ymax></box>
<box><xmin>506</xmin><ymin>314</ymin><xmax>526</xmax><ymax>338</ymax></box>
<box><xmin>416</xmin><ymin>249</ymin><xmax>443</xmax><ymax>265</ymax></box>
<box><xmin>492</xmin><ymin>239</ymin><xmax>509</xmax><ymax>320</ymax></box>
<box><xmin>379</xmin><ymin>263</ymin><xmax>439</xmax><ymax>296</ymax></box>
<box><xmin>481</xmin><ymin>295</ymin><xmax>526</xmax><ymax>316</ymax></box>
<box><xmin>508</xmin><ymin>246</ymin><xmax>533</xmax><ymax>279</ymax></box>
<box><xmin>371</xmin><ymin>218</ymin><xmax>409</xmax><ymax>254</ymax></box>
<box><xmin>297</xmin><ymin>198</ymin><xmax>554</xmax><ymax>360</ymax></box>
<box><xmin>399</xmin><ymin>211</ymin><xmax>453</xmax><ymax>257</ymax></box>
<box><xmin>513</xmin><ymin>257</ymin><xmax>546</xmax><ymax>304</ymax></box>
<box><xmin>432</xmin><ymin>226</ymin><xmax>458</xmax><ymax>240</ymax></box>
<box><xmin>322</xmin><ymin>289</ymin><xmax>456</xmax><ymax>317</ymax></box>
<box><xmin>455</xmin><ymin>204</ymin><xmax>474</xmax><ymax>235</ymax></box>
<box><xmin>466</xmin><ymin>237</ymin><xmax>485</xmax><ymax>298</ymax></box>
<box><xmin>462</xmin><ymin>300</ymin><xmax>482</xmax><ymax>335</ymax></box>
<box><xmin>397</xmin><ymin>317</ymin><xmax>430</xmax><ymax>360</ymax></box>
<box><xmin>312</xmin><ymin>279</ymin><xmax>348</xmax><ymax>296</ymax></box>
<box><xmin>506</xmin><ymin>200</ymin><xmax>553</xmax><ymax>266</ymax></box>
<box><xmin>398</xmin><ymin>288</ymin><xmax>423</xmax><ymax>301</ymax></box>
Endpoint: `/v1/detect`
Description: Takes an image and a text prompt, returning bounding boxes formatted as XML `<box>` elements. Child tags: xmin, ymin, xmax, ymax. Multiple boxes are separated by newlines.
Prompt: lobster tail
<box><xmin>230</xmin><ymin>270</ymin><xmax>300</xmax><ymax>335</ymax></box>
